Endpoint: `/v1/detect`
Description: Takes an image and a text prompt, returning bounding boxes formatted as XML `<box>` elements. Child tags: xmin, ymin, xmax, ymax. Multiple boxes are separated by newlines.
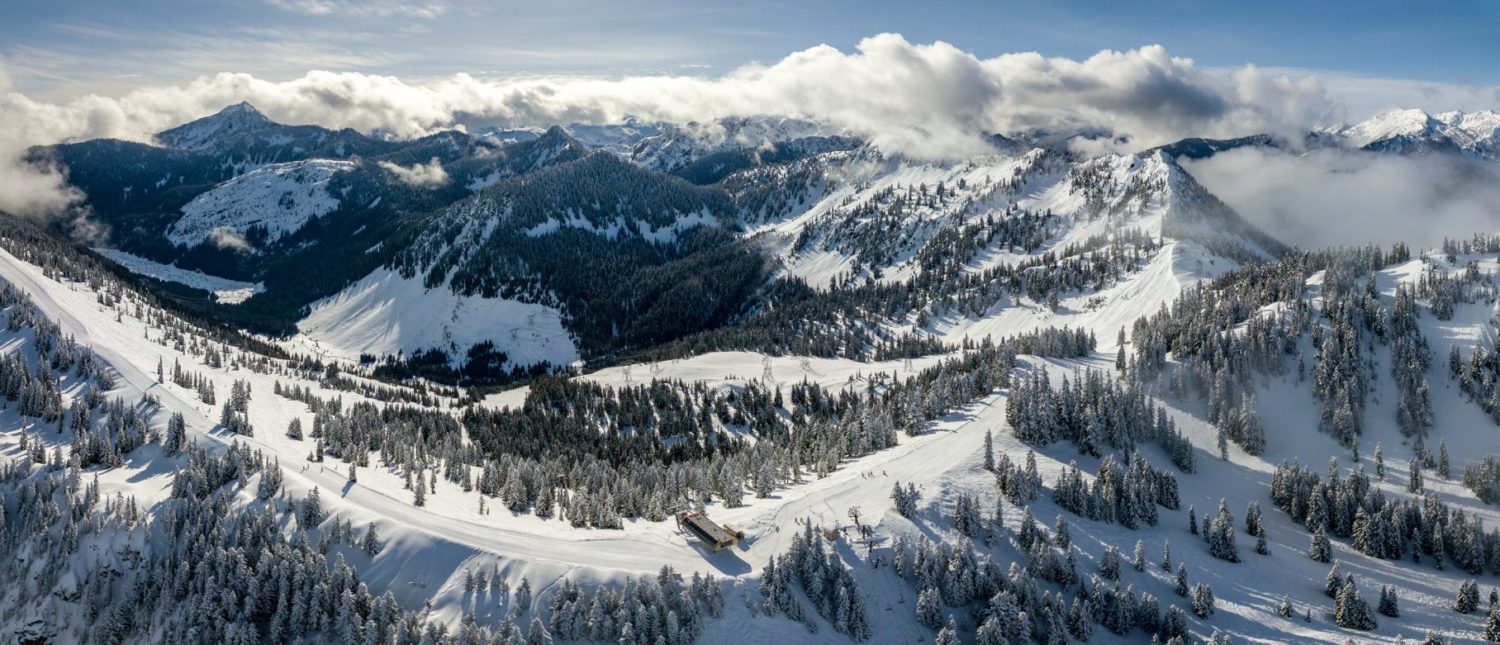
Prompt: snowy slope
<box><xmin>93</xmin><ymin>247</ymin><xmax>263</xmax><ymax>303</ymax></box>
<box><xmin>154</xmin><ymin>101</ymin><xmax>276</xmax><ymax>151</ymax></box>
<box><xmin>294</xmin><ymin>267</ymin><xmax>579</xmax><ymax>368</ymax></box>
<box><xmin>11</xmin><ymin>229</ymin><xmax>1500</xmax><ymax>643</ymax></box>
<box><xmin>166</xmin><ymin>159</ymin><xmax>355</xmax><ymax>248</ymax></box>
<box><xmin>15</xmin><ymin>102</ymin><xmax>1500</xmax><ymax>645</ymax></box>
<box><xmin>761</xmin><ymin>145</ymin><xmax>1270</xmax><ymax>291</ymax></box>
<box><xmin>1331</xmin><ymin>108</ymin><xmax>1500</xmax><ymax>159</ymax></box>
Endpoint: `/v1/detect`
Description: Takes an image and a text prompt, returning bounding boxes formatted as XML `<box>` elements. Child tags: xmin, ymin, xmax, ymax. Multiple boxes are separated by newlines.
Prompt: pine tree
<box><xmin>1485</xmin><ymin>602</ymin><xmax>1500</xmax><ymax>642</ymax></box>
<box><xmin>1175</xmin><ymin>564</ymin><xmax>1189</xmax><ymax>597</ymax></box>
<box><xmin>1099</xmin><ymin>546</ymin><xmax>1121</xmax><ymax>580</ymax></box>
<box><xmin>1067</xmin><ymin>597</ymin><xmax>1092</xmax><ymax>640</ymax></box>
<box><xmin>1208</xmin><ymin>499</ymin><xmax>1239</xmax><ymax>562</ymax></box>
<box><xmin>301</xmin><ymin>487</ymin><xmax>323</xmax><ymax>526</ymax></box>
<box><xmin>1457</xmin><ymin>580</ymin><xmax>1481</xmax><ymax>614</ymax></box>
<box><xmin>1439</xmin><ymin>440</ymin><xmax>1451</xmax><ymax>479</ymax></box>
<box><xmin>1325</xmin><ymin>562</ymin><xmax>1344</xmax><ymax>598</ymax></box>
<box><xmin>1308</xmin><ymin>526</ymin><xmax>1331</xmax><ymax>563</ymax></box>
<box><xmin>361</xmin><ymin>524</ymin><xmax>381</xmax><ymax>556</ymax></box>
<box><xmin>1191</xmin><ymin>583</ymin><xmax>1216</xmax><ymax>618</ymax></box>
<box><xmin>982</xmin><ymin>429</ymin><xmax>994</xmax><ymax>472</ymax></box>
<box><xmin>164</xmin><ymin>412</ymin><xmax>187</xmax><ymax>455</ymax></box>
<box><xmin>1133</xmin><ymin>539</ymin><xmax>1146</xmax><ymax>572</ymax></box>
<box><xmin>1334</xmin><ymin>582</ymin><xmax>1375</xmax><ymax>630</ymax></box>
<box><xmin>934</xmin><ymin>617</ymin><xmax>958</xmax><ymax>645</ymax></box>
<box><xmin>1278</xmin><ymin>594</ymin><xmax>1293</xmax><ymax>618</ymax></box>
<box><xmin>916</xmin><ymin>586</ymin><xmax>943</xmax><ymax>629</ymax></box>
<box><xmin>1375</xmin><ymin>443</ymin><xmax>1385</xmax><ymax>480</ymax></box>
<box><xmin>1378</xmin><ymin>585</ymin><xmax>1399</xmax><ymax>618</ymax></box>
<box><xmin>516</xmin><ymin>577</ymin><xmax>532</xmax><ymax>612</ymax></box>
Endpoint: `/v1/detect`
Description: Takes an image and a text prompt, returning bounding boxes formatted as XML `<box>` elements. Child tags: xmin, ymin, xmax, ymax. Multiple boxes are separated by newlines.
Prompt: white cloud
<box><xmin>209</xmin><ymin>227</ymin><xmax>254</xmax><ymax>253</ymax></box>
<box><xmin>1184</xmin><ymin>147</ymin><xmax>1500</xmax><ymax>250</ymax></box>
<box><xmin>378</xmin><ymin>157</ymin><xmax>450</xmax><ymax>187</ymax></box>
<box><xmin>1251</xmin><ymin>67</ymin><xmax>1500</xmax><ymax>122</ymax></box>
<box><xmin>0</xmin><ymin>35</ymin><xmax>1341</xmax><ymax>218</ymax></box>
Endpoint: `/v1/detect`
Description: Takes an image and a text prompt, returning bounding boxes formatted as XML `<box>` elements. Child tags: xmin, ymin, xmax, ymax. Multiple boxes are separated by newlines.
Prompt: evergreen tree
<box><xmin>1325</xmin><ymin>562</ymin><xmax>1345</xmax><ymax>598</ymax></box>
<box><xmin>1191</xmin><ymin>584</ymin><xmax>1216</xmax><ymax>618</ymax></box>
<box><xmin>1334</xmin><ymin>582</ymin><xmax>1375</xmax><ymax>630</ymax></box>
<box><xmin>1378</xmin><ymin>585</ymin><xmax>1399</xmax><ymax>618</ymax></box>
<box><xmin>1208</xmin><ymin>499</ymin><xmax>1239</xmax><ymax>562</ymax></box>
<box><xmin>982</xmin><ymin>429</ymin><xmax>994</xmax><ymax>472</ymax></box>
<box><xmin>916</xmin><ymin>586</ymin><xmax>943</xmax><ymax>629</ymax></box>
<box><xmin>1457</xmin><ymin>580</ymin><xmax>1481</xmax><ymax>614</ymax></box>
<box><xmin>1099</xmin><ymin>546</ymin><xmax>1121</xmax><ymax>580</ymax></box>
<box><xmin>164</xmin><ymin>412</ymin><xmax>187</xmax><ymax>455</ymax></box>
<box><xmin>1485</xmin><ymin>603</ymin><xmax>1500</xmax><ymax>642</ymax></box>
<box><xmin>1308</xmin><ymin>526</ymin><xmax>1331</xmax><ymax>563</ymax></box>
<box><xmin>934</xmin><ymin>617</ymin><xmax>958</xmax><ymax>645</ymax></box>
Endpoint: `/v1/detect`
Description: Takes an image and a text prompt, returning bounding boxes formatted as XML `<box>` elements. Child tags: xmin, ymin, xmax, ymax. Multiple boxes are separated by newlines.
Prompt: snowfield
<box><xmin>8</xmin><ymin>232</ymin><xmax>1500</xmax><ymax>642</ymax></box>
<box><xmin>93</xmin><ymin>247</ymin><xmax>264</xmax><ymax>303</ymax></box>
<box><xmin>294</xmin><ymin>267</ymin><xmax>579</xmax><ymax>368</ymax></box>
<box><xmin>167</xmin><ymin>159</ymin><xmax>355</xmax><ymax>248</ymax></box>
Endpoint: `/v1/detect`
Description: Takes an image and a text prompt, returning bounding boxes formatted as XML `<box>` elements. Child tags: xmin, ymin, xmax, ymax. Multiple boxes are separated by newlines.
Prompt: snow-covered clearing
<box><xmin>293</xmin><ymin>267</ymin><xmax>579</xmax><ymax>368</ymax></box>
<box><xmin>93</xmin><ymin>247</ymin><xmax>264</xmax><ymax>303</ymax></box>
<box><xmin>167</xmin><ymin>159</ymin><xmax>355</xmax><ymax>248</ymax></box>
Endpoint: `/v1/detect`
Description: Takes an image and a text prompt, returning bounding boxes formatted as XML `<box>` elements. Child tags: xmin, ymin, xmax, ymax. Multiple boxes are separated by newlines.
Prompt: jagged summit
<box><xmin>220</xmin><ymin>101</ymin><xmax>266</xmax><ymax>117</ymax></box>
<box><xmin>155</xmin><ymin>101</ymin><xmax>275</xmax><ymax>151</ymax></box>
<box><xmin>1330</xmin><ymin>108</ymin><xmax>1500</xmax><ymax>159</ymax></box>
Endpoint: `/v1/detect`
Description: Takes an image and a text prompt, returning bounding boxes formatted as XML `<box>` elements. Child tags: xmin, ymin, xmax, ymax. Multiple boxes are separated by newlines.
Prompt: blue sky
<box><xmin>4</xmin><ymin>0</ymin><xmax>1499</xmax><ymax>109</ymax></box>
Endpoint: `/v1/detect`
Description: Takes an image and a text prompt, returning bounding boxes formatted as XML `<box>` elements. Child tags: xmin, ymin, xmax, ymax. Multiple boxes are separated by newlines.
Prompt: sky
<box><xmin>3</xmin><ymin>0</ymin><xmax>1499</xmax><ymax>116</ymax></box>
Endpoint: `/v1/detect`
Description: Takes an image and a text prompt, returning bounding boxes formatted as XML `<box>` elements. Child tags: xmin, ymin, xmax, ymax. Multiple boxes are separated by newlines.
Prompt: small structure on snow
<box><xmin>677</xmin><ymin>512</ymin><xmax>739</xmax><ymax>552</ymax></box>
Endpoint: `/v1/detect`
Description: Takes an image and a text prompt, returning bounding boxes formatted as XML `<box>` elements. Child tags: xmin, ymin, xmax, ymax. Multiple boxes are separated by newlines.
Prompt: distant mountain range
<box><xmin>20</xmin><ymin>102</ymin><xmax>1496</xmax><ymax>383</ymax></box>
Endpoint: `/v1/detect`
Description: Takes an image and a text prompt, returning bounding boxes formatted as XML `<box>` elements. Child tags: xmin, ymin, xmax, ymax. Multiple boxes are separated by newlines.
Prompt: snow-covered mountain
<box><xmin>166</xmin><ymin>158</ymin><xmax>355</xmax><ymax>248</ymax></box>
<box><xmin>155</xmin><ymin>101</ymin><xmax>278</xmax><ymax>151</ymax></box>
<box><xmin>750</xmin><ymin>145</ymin><xmax>1279</xmax><ymax>291</ymax></box>
<box><xmin>5</xmin><ymin>144</ymin><xmax>1500</xmax><ymax>644</ymax></box>
<box><xmin>36</xmin><ymin>105</ymin><xmax>1295</xmax><ymax>383</ymax></box>
<box><xmin>13</xmin><ymin>92</ymin><xmax>1500</xmax><ymax>645</ymax></box>
<box><xmin>1329</xmin><ymin>108</ymin><xmax>1500</xmax><ymax>159</ymax></box>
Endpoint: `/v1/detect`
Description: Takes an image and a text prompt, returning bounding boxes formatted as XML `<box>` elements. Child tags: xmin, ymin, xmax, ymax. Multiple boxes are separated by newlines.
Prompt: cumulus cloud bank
<box><xmin>378</xmin><ymin>158</ymin><xmax>450</xmax><ymax>187</ymax></box>
<box><xmin>0</xmin><ymin>34</ymin><xmax>1333</xmax><ymax>218</ymax></box>
<box><xmin>1184</xmin><ymin>147</ymin><xmax>1500</xmax><ymax>250</ymax></box>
